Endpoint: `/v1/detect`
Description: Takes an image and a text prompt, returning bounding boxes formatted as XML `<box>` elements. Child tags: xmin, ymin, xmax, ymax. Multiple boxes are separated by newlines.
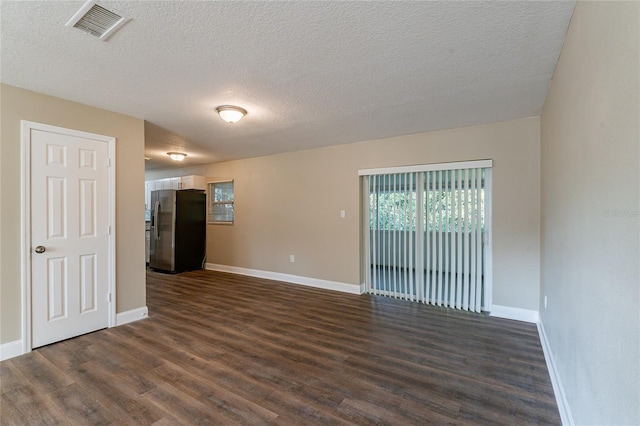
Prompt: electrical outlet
<box><xmin>544</xmin><ymin>296</ymin><xmax>548</xmax><ymax>309</ymax></box>
<box><xmin>290</xmin><ymin>255</ymin><xmax>295</xmax><ymax>263</ymax></box>
<box><xmin>340</xmin><ymin>210</ymin><xmax>346</xmax><ymax>218</ymax></box>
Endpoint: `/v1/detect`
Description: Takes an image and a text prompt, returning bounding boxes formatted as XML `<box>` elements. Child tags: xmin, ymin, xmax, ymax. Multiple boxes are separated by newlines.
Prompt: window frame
<box><xmin>207</xmin><ymin>180</ymin><xmax>234</xmax><ymax>225</ymax></box>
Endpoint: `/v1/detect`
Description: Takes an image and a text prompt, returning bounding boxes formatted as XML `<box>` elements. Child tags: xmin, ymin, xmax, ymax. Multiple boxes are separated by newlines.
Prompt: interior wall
<box><xmin>147</xmin><ymin>116</ymin><xmax>541</xmax><ymax>312</ymax></box>
<box><xmin>0</xmin><ymin>84</ymin><xmax>147</xmax><ymax>345</ymax></box>
<box><xmin>540</xmin><ymin>2</ymin><xmax>639</xmax><ymax>424</ymax></box>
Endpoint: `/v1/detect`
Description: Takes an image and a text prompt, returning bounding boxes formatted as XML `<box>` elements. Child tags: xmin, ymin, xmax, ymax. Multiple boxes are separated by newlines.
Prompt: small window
<box><xmin>207</xmin><ymin>180</ymin><xmax>234</xmax><ymax>224</ymax></box>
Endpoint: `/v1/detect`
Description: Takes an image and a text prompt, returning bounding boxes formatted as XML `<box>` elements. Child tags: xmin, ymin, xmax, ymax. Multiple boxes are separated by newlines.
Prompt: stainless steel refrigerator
<box><xmin>149</xmin><ymin>189</ymin><xmax>206</xmax><ymax>273</ymax></box>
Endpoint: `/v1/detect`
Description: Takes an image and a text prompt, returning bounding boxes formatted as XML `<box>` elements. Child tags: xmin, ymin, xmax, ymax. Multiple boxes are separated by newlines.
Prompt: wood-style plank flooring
<box><xmin>1</xmin><ymin>269</ymin><xmax>560</xmax><ymax>425</ymax></box>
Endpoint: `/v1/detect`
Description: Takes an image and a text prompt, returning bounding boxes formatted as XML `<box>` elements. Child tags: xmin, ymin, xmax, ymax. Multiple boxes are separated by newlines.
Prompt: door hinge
<box><xmin>106</xmin><ymin>158</ymin><xmax>112</xmax><ymax>167</ymax></box>
<box><xmin>108</xmin><ymin>293</ymin><xmax>112</xmax><ymax>302</ymax></box>
<box><xmin>107</xmin><ymin>225</ymin><xmax>112</xmax><ymax>235</ymax></box>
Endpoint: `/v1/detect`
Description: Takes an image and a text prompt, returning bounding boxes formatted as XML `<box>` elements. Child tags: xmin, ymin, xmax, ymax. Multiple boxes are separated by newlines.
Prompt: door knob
<box><xmin>34</xmin><ymin>246</ymin><xmax>46</xmax><ymax>254</ymax></box>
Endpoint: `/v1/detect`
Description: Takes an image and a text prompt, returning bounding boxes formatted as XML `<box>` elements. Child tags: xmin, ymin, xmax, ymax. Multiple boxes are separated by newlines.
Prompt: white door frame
<box><xmin>20</xmin><ymin>120</ymin><xmax>116</xmax><ymax>354</ymax></box>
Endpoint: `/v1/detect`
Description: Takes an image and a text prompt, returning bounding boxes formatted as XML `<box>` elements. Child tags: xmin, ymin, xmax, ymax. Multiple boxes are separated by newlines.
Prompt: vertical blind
<box><xmin>360</xmin><ymin>160</ymin><xmax>492</xmax><ymax>312</ymax></box>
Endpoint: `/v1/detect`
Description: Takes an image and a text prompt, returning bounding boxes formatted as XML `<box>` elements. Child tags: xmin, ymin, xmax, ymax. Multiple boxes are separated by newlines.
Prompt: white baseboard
<box><xmin>205</xmin><ymin>263</ymin><xmax>362</xmax><ymax>295</ymax></box>
<box><xmin>489</xmin><ymin>304</ymin><xmax>539</xmax><ymax>323</ymax></box>
<box><xmin>0</xmin><ymin>340</ymin><xmax>24</xmax><ymax>361</ymax></box>
<box><xmin>1</xmin><ymin>309</ymin><xmax>149</xmax><ymax>360</ymax></box>
<box><xmin>116</xmin><ymin>306</ymin><xmax>149</xmax><ymax>326</ymax></box>
<box><xmin>537</xmin><ymin>321</ymin><xmax>574</xmax><ymax>426</ymax></box>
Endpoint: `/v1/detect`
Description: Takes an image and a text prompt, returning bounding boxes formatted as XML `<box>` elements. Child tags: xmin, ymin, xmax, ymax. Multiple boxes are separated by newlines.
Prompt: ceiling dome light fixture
<box><xmin>167</xmin><ymin>152</ymin><xmax>187</xmax><ymax>161</ymax></box>
<box><xmin>216</xmin><ymin>105</ymin><xmax>247</xmax><ymax>123</ymax></box>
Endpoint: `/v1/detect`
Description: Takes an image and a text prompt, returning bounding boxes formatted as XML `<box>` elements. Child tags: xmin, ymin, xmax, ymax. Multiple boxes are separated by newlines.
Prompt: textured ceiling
<box><xmin>1</xmin><ymin>1</ymin><xmax>575</xmax><ymax>171</ymax></box>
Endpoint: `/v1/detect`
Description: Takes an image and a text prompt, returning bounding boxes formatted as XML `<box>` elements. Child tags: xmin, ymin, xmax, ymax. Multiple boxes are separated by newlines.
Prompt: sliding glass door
<box><xmin>361</xmin><ymin>160</ymin><xmax>492</xmax><ymax>312</ymax></box>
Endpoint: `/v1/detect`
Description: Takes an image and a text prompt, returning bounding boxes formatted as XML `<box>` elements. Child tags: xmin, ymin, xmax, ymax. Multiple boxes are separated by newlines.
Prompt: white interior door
<box><xmin>30</xmin><ymin>127</ymin><xmax>111</xmax><ymax>348</ymax></box>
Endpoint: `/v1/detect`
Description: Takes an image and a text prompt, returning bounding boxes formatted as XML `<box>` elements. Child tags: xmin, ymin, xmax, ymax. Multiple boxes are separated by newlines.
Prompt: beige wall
<box><xmin>540</xmin><ymin>2</ymin><xmax>639</xmax><ymax>424</ymax></box>
<box><xmin>148</xmin><ymin>116</ymin><xmax>541</xmax><ymax>311</ymax></box>
<box><xmin>0</xmin><ymin>84</ymin><xmax>146</xmax><ymax>345</ymax></box>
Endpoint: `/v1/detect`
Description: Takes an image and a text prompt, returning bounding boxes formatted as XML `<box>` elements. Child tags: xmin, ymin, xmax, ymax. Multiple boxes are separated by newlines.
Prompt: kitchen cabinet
<box><xmin>156</xmin><ymin>177</ymin><xmax>179</xmax><ymax>190</ymax></box>
<box><xmin>145</xmin><ymin>181</ymin><xmax>154</xmax><ymax>210</ymax></box>
<box><xmin>145</xmin><ymin>175</ymin><xmax>206</xmax><ymax>210</ymax></box>
<box><xmin>180</xmin><ymin>175</ymin><xmax>206</xmax><ymax>190</ymax></box>
<box><xmin>145</xmin><ymin>229</ymin><xmax>150</xmax><ymax>264</ymax></box>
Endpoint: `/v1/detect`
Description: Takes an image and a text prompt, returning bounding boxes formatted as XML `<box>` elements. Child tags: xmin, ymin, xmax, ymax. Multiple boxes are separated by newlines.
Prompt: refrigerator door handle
<box><xmin>154</xmin><ymin>201</ymin><xmax>161</xmax><ymax>240</ymax></box>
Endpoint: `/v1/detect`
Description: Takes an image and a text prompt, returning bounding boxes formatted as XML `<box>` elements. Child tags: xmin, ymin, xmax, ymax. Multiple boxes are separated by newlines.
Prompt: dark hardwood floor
<box><xmin>1</xmin><ymin>269</ymin><xmax>560</xmax><ymax>425</ymax></box>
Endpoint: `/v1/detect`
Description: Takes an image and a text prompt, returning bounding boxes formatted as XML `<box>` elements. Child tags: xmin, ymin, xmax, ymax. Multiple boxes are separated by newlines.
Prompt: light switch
<box><xmin>340</xmin><ymin>210</ymin><xmax>346</xmax><ymax>218</ymax></box>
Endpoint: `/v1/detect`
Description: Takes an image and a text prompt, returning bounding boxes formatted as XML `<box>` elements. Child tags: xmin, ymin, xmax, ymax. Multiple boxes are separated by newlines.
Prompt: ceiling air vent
<box><xmin>65</xmin><ymin>0</ymin><xmax>129</xmax><ymax>41</ymax></box>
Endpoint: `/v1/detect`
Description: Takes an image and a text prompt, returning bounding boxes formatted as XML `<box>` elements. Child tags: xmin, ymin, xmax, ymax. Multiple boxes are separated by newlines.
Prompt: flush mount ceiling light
<box><xmin>167</xmin><ymin>152</ymin><xmax>187</xmax><ymax>161</ymax></box>
<box><xmin>216</xmin><ymin>105</ymin><xmax>247</xmax><ymax>123</ymax></box>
